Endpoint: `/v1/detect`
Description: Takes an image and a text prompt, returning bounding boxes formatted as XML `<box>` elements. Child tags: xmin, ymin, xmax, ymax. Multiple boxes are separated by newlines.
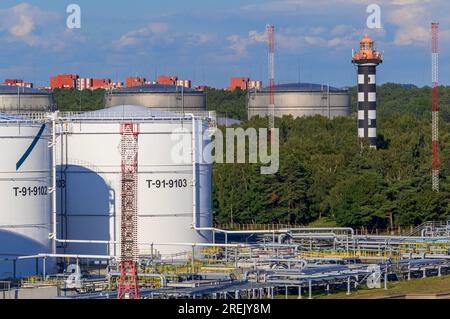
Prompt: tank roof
<box><xmin>258</xmin><ymin>83</ymin><xmax>346</xmax><ymax>93</ymax></box>
<box><xmin>0</xmin><ymin>112</ymin><xmax>37</xmax><ymax>123</ymax></box>
<box><xmin>111</xmin><ymin>84</ymin><xmax>203</xmax><ymax>94</ymax></box>
<box><xmin>69</xmin><ymin>105</ymin><xmax>193</xmax><ymax>120</ymax></box>
<box><xmin>0</xmin><ymin>85</ymin><xmax>50</xmax><ymax>95</ymax></box>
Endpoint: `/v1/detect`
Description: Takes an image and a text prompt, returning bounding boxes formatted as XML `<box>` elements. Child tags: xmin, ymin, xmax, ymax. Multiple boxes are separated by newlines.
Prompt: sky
<box><xmin>0</xmin><ymin>0</ymin><xmax>449</xmax><ymax>88</ymax></box>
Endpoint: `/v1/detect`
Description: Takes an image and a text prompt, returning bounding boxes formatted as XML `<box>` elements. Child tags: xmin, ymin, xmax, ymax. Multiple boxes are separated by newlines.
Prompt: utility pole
<box><xmin>267</xmin><ymin>25</ymin><xmax>275</xmax><ymax>144</ymax></box>
<box><xmin>431</xmin><ymin>22</ymin><xmax>440</xmax><ymax>192</ymax></box>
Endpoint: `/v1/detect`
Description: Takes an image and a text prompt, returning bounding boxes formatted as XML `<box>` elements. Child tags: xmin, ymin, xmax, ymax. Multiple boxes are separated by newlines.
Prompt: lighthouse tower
<box><xmin>352</xmin><ymin>34</ymin><xmax>383</xmax><ymax>148</ymax></box>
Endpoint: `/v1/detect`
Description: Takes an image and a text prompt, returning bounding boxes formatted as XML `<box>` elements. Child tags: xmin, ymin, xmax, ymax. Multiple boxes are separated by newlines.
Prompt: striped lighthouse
<box><xmin>352</xmin><ymin>34</ymin><xmax>383</xmax><ymax>148</ymax></box>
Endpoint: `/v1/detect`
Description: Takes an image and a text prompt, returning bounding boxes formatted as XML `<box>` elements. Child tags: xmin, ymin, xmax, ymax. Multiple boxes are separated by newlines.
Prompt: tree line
<box><xmin>212</xmin><ymin>83</ymin><xmax>450</xmax><ymax>228</ymax></box>
<box><xmin>53</xmin><ymin>88</ymin><xmax>105</xmax><ymax>112</ymax></box>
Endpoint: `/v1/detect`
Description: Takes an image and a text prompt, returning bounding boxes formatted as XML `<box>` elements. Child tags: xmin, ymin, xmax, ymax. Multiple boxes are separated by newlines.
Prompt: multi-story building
<box><xmin>110</xmin><ymin>82</ymin><xmax>124</xmax><ymax>90</ymax></box>
<box><xmin>248</xmin><ymin>80</ymin><xmax>263</xmax><ymax>90</ymax></box>
<box><xmin>229</xmin><ymin>77</ymin><xmax>250</xmax><ymax>90</ymax></box>
<box><xmin>157</xmin><ymin>75</ymin><xmax>178</xmax><ymax>85</ymax></box>
<box><xmin>77</xmin><ymin>78</ymin><xmax>93</xmax><ymax>90</ymax></box>
<box><xmin>4</xmin><ymin>79</ymin><xmax>21</xmax><ymax>86</ymax></box>
<box><xmin>50</xmin><ymin>74</ymin><xmax>79</xmax><ymax>89</ymax></box>
<box><xmin>92</xmin><ymin>78</ymin><xmax>112</xmax><ymax>89</ymax></box>
<box><xmin>228</xmin><ymin>77</ymin><xmax>263</xmax><ymax>91</ymax></box>
<box><xmin>193</xmin><ymin>85</ymin><xmax>210</xmax><ymax>91</ymax></box>
<box><xmin>77</xmin><ymin>78</ymin><xmax>115</xmax><ymax>90</ymax></box>
<box><xmin>3</xmin><ymin>79</ymin><xmax>33</xmax><ymax>88</ymax></box>
<box><xmin>126</xmin><ymin>77</ymin><xmax>146</xmax><ymax>88</ymax></box>
<box><xmin>176</xmin><ymin>79</ymin><xmax>191</xmax><ymax>88</ymax></box>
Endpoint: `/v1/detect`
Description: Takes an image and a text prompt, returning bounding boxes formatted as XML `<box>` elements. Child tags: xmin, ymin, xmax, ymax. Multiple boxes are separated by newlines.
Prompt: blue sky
<box><xmin>0</xmin><ymin>0</ymin><xmax>449</xmax><ymax>88</ymax></box>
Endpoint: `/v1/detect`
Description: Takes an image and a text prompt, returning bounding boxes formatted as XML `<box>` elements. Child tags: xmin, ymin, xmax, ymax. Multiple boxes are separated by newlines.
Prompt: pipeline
<box><xmin>109</xmin><ymin>272</ymin><xmax>167</xmax><ymax>288</ymax></box>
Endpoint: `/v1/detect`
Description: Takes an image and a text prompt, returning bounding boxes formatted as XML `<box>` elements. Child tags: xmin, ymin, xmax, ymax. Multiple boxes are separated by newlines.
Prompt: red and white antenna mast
<box><xmin>117</xmin><ymin>123</ymin><xmax>140</xmax><ymax>299</ymax></box>
<box><xmin>267</xmin><ymin>25</ymin><xmax>275</xmax><ymax>141</ymax></box>
<box><xmin>431</xmin><ymin>22</ymin><xmax>439</xmax><ymax>192</ymax></box>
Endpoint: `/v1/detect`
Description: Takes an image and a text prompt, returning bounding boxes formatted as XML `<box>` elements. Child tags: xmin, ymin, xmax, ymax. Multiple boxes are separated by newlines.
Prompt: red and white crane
<box><xmin>431</xmin><ymin>22</ymin><xmax>439</xmax><ymax>192</ymax></box>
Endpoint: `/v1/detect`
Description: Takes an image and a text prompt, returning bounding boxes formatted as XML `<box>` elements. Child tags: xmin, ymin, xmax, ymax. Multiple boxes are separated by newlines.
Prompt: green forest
<box><xmin>53</xmin><ymin>88</ymin><xmax>105</xmax><ymax>112</ymax></box>
<box><xmin>209</xmin><ymin>84</ymin><xmax>450</xmax><ymax>228</ymax></box>
<box><xmin>54</xmin><ymin>84</ymin><xmax>450</xmax><ymax>228</ymax></box>
<box><xmin>205</xmin><ymin>88</ymin><xmax>248</xmax><ymax>120</ymax></box>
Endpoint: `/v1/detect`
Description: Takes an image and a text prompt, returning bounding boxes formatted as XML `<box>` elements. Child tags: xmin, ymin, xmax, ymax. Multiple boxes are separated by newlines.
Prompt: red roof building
<box><xmin>229</xmin><ymin>77</ymin><xmax>250</xmax><ymax>90</ymax></box>
<box><xmin>3</xmin><ymin>79</ymin><xmax>33</xmax><ymax>88</ymax></box>
<box><xmin>126</xmin><ymin>77</ymin><xmax>146</xmax><ymax>88</ymax></box>
<box><xmin>92</xmin><ymin>78</ymin><xmax>112</xmax><ymax>89</ymax></box>
<box><xmin>50</xmin><ymin>74</ymin><xmax>79</xmax><ymax>89</ymax></box>
<box><xmin>157</xmin><ymin>75</ymin><xmax>178</xmax><ymax>85</ymax></box>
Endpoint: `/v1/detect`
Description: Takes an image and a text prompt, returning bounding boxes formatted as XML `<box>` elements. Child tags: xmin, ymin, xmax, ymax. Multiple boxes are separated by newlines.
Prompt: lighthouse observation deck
<box><xmin>352</xmin><ymin>34</ymin><xmax>383</xmax><ymax>65</ymax></box>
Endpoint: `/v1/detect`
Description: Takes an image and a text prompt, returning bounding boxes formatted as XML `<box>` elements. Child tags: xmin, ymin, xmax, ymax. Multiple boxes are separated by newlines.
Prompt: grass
<box><xmin>306</xmin><ymin>217</ymin><xmax>337</xmax><ymax>228</ymax></box>
<box><xmin>318</xmin><ymin>275</ymin><xmax>450</xmax><ymax>299</ymax></box>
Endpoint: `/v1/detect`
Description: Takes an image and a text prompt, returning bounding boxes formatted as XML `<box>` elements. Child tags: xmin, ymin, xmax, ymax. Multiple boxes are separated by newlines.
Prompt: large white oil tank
<box><xmin>248</xmin><ymin>83</ymin><xmax>350</xmax><ymax>119</ymax></box>
<box><xmin>56</xmin><ymin>105</ymin><xmax>213</xmax><ymax>257</ymax></box>
<box><xmin>0</xmin><ymin>114</ymin><xmax>54</xmax><ymax>278</ymax></box>
<box><xmin>0</xmin><ymin>85</ymin><xmax>54</xmax><ymax>113</ymax></box>
<box><xmin>105</xmin><ymin>84</ymin><xmax>206</xmax><ymax>112</ymax></box>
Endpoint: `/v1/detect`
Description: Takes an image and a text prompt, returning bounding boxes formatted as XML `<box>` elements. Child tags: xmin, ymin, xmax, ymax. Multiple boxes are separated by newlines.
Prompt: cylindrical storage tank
<box><xmin>0</xmin><ymin>86</ymin><xmax>54</xmax><ymax>113</ymax></box>
<box><xmin>248</xmin><ymin>83</ymin><xmax>350</xmax><ymax>119</ymax></box>
<box><xmin>0</xmin><ymin>114</ymin><xmax>54</xmax><ymax>279</ymax></box>
<box><xmin>56</xmin><ymin>105</ymin><xmax>212</xmax><ymax>257</ymax></box>
<box><xmin>105</xmin><ymin>84</ymin><xmax>206</xmax><ymax>112</ymax></box>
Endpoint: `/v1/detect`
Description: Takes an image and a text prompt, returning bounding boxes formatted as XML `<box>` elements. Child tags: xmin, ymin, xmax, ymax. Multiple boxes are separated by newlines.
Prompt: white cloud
<box><xmin>331</xmin><ymin>24</ymin><xmax>354</xmax><ymax>36</ymax></box>
<box><xmin>114</xmin><ymin>23</ymin><xmax>169</xmax><ymax>48</ymax></box>
<box><xmin>0</xmin><ymin>3</ymin><xmax>59</xmax><ymax>47</ymax></box>
<box><xmin>227</xmin><ymin>29</ymin><xmax>269</xmax><ymax>58</ymax></box>
<box><xmin>241</xmin><ymin>0</ymin><xmax>449</xmax><ymax>49</ymax></box>
<box><xmin>385</xmin><ymin>5</ymin><xmax>426</xmax><ymax>45</ymax></box>
<box><xmin>227</xmin><ymin>25</ymin><xmax>363</xmax><ymax>58</ymax></box>
<box><xmin>242</xmin><ymin>0</ymin><xmax>434</xmax><ymax>12</ymax></box>
<box><xmin>10</xmin><ymin>13</ymin><xmax>34</xmax><ymax>37</ymax></box>
<box><xmin>249</xmin><ymin>30</ymin><xmax>268</xmax><ymax>43</ymax></box>
<box><xmin>227</xmin><ymin>34</ymin><xmax>248</xmax><ymax>57</ymax></box>
<box><xmin>241</xmin><ymin>0</ymin><xmax>368</xmax><ymax>13</ymax></box>
<box><xmin>113</xmin><ymin>22</ymin><xmax>211</xmax><ymax>50</ymax></box>
<box><xmin>384</xmin><ymin>1</ymin><xmax>450</xmax><ymax>46</ymax></box>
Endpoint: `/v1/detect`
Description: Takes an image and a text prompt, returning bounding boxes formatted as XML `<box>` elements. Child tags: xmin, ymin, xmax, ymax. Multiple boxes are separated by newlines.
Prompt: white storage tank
<box><xmin>105</xmin><ymin>84</ymin><xmax>206</xmax><ymax>112</ymax></box>
<box><xmin>0</xmin><ymin>85</ymin><xmax>54</xmax><ymax>113</ymax></box>
<box><xmin>248</xmin><ymin>83</ymin><xmax>350</xmax><ymax>119</ymax></box>
<box><xmin>56</xmin><ymin>105</ymin><xmax>213</xmax><ymax>257</ymax></box>
<box><xmin>0</xmin><ymin>114</ymin><xmax>54</xmax><ymax>278</ymax></box>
